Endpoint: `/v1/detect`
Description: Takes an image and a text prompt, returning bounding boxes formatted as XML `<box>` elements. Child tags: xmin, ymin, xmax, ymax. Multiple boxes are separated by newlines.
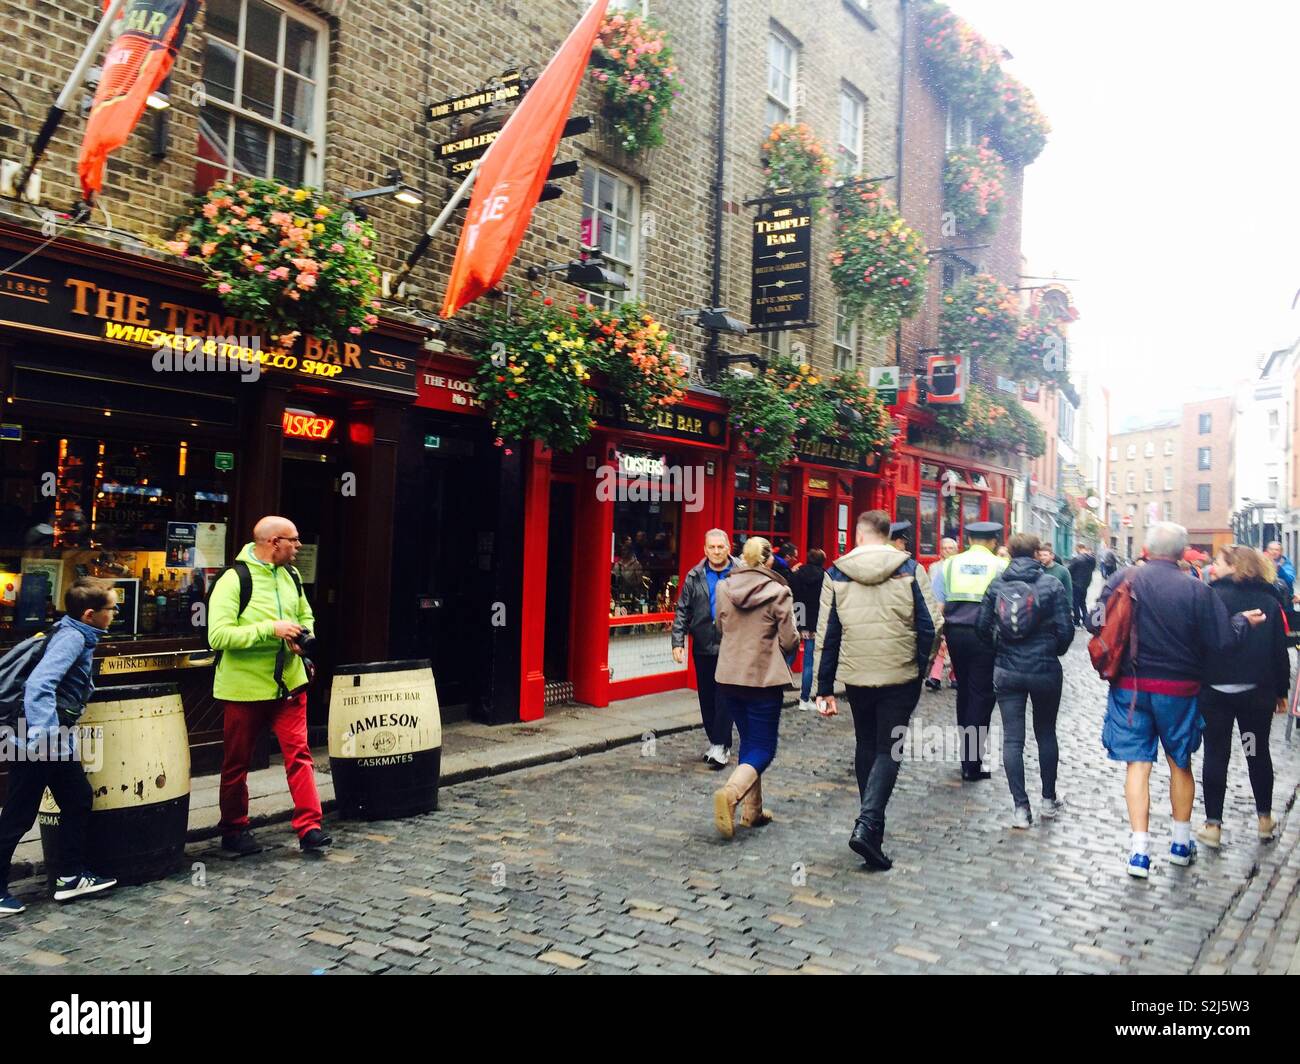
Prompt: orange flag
<box><xmin>441</xmin><ymin>0</ymin><xmax>609</xmax><ymax>318</ymax></box>
<box><xmin>78</xmin><ymin>0</ymin><xmax>201</xmax><ymax>201</ymax></box>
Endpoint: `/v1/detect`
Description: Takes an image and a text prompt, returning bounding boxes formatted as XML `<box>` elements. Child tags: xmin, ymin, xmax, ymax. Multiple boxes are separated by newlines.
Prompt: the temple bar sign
<box><xmin>0</xmin><ymin>248</ymin><xmax>418</xmax><ymax>396</ymax></box>
<box><xmin>750</xmin><ymin>196</ymin><xmax>813</xmax><ymax>328</ymax></box>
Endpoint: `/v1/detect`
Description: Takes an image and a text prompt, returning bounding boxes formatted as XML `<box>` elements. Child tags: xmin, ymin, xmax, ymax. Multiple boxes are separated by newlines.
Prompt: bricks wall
<box><xmin>0</xmin><ymin>0</ymin><xmax>908</xmax><ymax>378</ymax></box>
<box><xmin>1106</xmin><ymin>423</ymin><xmax>1181</xmax><ymax>554</ymax></box>
<box><xmin>1179</xmin><ymin>395</ymin><xmax>1235</xmax><ymax>542</ymax></box>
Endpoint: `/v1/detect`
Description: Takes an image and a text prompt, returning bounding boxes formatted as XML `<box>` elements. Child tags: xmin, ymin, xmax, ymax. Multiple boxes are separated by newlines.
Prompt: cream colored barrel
<box><xmin>39</xmin><ymin>682</ymin><xmax>191</xmax><ymax>886</ymax></box>
<box><xmin>329</xmin><ymin>659</ymin><xmax>442</xmax><ymax>820</ymax></box>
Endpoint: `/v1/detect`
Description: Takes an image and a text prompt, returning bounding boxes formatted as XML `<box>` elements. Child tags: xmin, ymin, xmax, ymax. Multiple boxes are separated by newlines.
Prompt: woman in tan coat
<box><xmin>711</xmin><ymin>537</ymin><xmax>800</xmax><ymax>838</ymax></box>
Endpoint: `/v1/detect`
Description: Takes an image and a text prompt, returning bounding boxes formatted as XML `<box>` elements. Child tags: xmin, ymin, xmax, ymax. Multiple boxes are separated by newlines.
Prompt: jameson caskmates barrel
<box><xmin>328</xmin><ymin>660</ymin><xmax>442</xmax><ymax>820</ymax></box>
<box><xmin>39</xmin><ymin>683</ymin><xmax>191</xmax><ymax>887</ymax></box>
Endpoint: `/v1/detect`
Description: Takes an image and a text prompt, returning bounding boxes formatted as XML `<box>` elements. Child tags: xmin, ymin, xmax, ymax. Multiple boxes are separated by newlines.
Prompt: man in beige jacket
<box><xmin>814</xmin><ymin>510</ymin><xmax>942</xmax><ymax>870</ymax></box>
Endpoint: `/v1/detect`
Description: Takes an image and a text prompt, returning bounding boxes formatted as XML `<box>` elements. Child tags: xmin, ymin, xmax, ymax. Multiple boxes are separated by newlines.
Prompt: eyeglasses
<box><xmin>273</xmin><ymin>537</ymin><xmax>302</xmax><ymax>545</ymax></box>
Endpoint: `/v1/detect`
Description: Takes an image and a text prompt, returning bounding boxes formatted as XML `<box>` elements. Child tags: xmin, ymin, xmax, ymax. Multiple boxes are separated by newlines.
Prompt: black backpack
<box><xmin>202</xmin><ymin>561</ymin><xmax>304</xmax><ymax>659</ymax></box>
<box><xmin>0</xmin><ymin>625</ymin><xmax>89</xmax><ymax>728</ymax></box>
<box><xmin>992</xmin><ymin>580</ymin><xmax>1046</xmax><ymax>642</ymax></box>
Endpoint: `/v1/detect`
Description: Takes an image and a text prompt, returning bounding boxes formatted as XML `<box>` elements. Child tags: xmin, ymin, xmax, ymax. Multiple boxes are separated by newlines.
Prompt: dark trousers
<box><xmin>944</xmin><ymin>624</ymin><xmax>996</xmax><ymax>774</ymax></box>
<box><xmin>720</xmin><ymin>685</ymin><xmax>783</xmax><ymax>773</ymax></box>
<box><xmin>995</xmin><ymin>672</ymin><xmax>1062</xmax><ymax>808</ymax></box>
<box><xmin>1072</xmin><ymin>586</ymin><xmax>1089</xmax><ymax>626</ymax></box>
<box><xmin>846</xmin><ymin>679</ymin><xmax>922</xmax><ymax>834</ymax></box>
<box><xmin>693</xmin><ymin>652</ymin><xmax>733</xmax><ymax>748</ymax></box>
<box><xmin>0</xmin><ymin>756</ymin><xmax>93</xmax><ymax>890</ymax></box>
<box><xmin>1200</xmin><ymin>686</ymin><xmax>1275</xmax><ymax>822</ymax></box>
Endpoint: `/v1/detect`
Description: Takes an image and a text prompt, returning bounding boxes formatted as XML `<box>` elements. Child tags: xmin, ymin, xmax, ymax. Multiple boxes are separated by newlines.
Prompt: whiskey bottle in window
<box><xmin>155</xmin><ymin>572</ymin><xmax>170</xmax><ymax>635</ymax></box>
<box><xmin>139</xmin><ymin>566</ymin><xmax>157</xmax><ymax>634</ymax></box>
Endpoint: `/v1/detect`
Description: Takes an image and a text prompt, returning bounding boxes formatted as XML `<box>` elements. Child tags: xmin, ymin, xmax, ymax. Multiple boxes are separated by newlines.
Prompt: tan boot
<box><xmin>713</xmin><ymin>764</ymin><xmax>757</xmax><ymax>839</ymax></box>
<box><xmin>1196</xmin><ymin>823</ymin><xmax>1221</xmax><ymax>849</ymax></box>
<box><xmin>1258</xmin><ymin>815</ymin><xmax>1277</xmax><ymax>841</ymax></box>
<box><xmin>738</xmin><ymin>774</ymin><xmax>773</xmax><ymax>828</ymax></box>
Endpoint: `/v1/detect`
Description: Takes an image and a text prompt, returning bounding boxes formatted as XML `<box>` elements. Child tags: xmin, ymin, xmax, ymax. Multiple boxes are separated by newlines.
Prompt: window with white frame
<box><xmin>1162</xmin><ymin>500</ymin><xmax>1173</xmax><ymax>521</ymax></box>
<box><xmin>1268</xmin><ymin>409</ymin><xmax>1280</xmax><ymax>444</ymax></box>
<box><xmin>1198</xmin><ymin>412</ymin><xmax>1212</xmax><ymax>434</ymax></box>
<box><xmin>1109</xmin><ymin>472</ymin><xmax>1117</xmax><ymax>494</ymax></box>
<box><xmin>838</xmin><ymin>85</ymin><xmax>865</xmax><ymax>177</ymax></box>
<box><xmin>608</xmin><ymin>0</ymin><xmax>649</xmax><ymax>13</ymax></box>
<box><xmin>1143</xmin><ymin>469</ymin><xmax>1153</xmax><ymax>491</ymax></box>
<box><xmin>1197</xmin><ymin>447</ymin><xmax>1211</xmax><ymax>470</ymax></box>
<box><xmin>1126</xmin><ymin>472</ymin><xmax>1135</xmax><ymax>493</ymax></box>
<box><xmin>1143</xmin><ymin>441</ymin><xmax>1154</xmax><ymax>458</ymax></box>
<box><xmin>1197</xmin><ymin>484</ymin><xmax>1211</xmax><ymax>511</ymax></box>
<box><xmin>761</xmin><ymin>329</ymin><xmax>791</xmax><ymax>364</ymax></box>
<box><xmin>1269</xmin><ymin>475</ymin><xmax>1280</xmax><ymax>500</ymax></box>
<box><xmin>1126</xmin><ymin>444</ymin><xmax>1136</xmax><ymax>460</ymax></box>
<box><xmin>1164</xmin><ymin>439</ymin><xmax>1174</xmax><ymax>455</ymax></box>
<box><xmin>581</xmin><ymin>161</ymin><xmax>639</xmax><ymax>310</ymax></box>
<box><xmin>193</xmin><ymin>0</ymin><xmax>327</xmax><ymax>193</ymax></box>
<box><xmin>945</xmin><ymin>105</ymin><xmax>974</xmax><ymax>151</ymax></box>
<box><xmin>766</xmin><ymin>26</ymin><xmax>798</xmax><ymax>128</ymax></box>
<box><xmin>1164</xmin><ymin>467</ymin><xmax>1173</xmax><ymax>490</ymax></box>
<box><xmin>833</xmin><ymin>301</ymin><xmax>857</xmax><ymax>371</ymax></box>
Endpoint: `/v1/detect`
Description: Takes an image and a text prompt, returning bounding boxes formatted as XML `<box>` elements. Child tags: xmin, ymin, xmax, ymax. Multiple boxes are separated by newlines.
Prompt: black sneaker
<box><xmin>961</xmin><ymin>769</ymin><xmax>993</xmax><ymax>782</ymax></box>
<box><xmin>849</xmin><ymin>822</ymin><xmax>892</xmax><ymax>871</ymax></box>
<box><xmin>52</xmin><ymin>872</ymin><xmax>117</xmax><ymax>902</ymax></box>
<box><xmin>299</xmin><ymin>828</ymin><xmax>332</xmax><ymax>851</ymax></box>
<box><xmin>221</xmin><ymin>830</ymin><xmax>263</xmax><ymax>856</ymax></box>
<box><xmin>923</xmin><ymin>678</ymin><xmax>941</xmax><ymax>692</ymax></box>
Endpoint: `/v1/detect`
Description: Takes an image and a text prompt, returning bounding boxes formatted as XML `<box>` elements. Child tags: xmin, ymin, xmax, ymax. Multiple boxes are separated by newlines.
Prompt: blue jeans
<box><xmin>720</xmin><ymin>685</ymin><xmax>783</xmax><ymax>773</ymax></box>
<box><xmin>800</xmin><ymin>637</ymin><xmax>815</xmax><ymax>701</ymax></box>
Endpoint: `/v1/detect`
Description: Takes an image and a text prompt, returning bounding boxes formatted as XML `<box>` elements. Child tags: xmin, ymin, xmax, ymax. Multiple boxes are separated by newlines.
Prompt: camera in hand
<box><xmin>293</xmin><ymin>629</ymin><xmax>318</xmax><ymax>658</ymax></box>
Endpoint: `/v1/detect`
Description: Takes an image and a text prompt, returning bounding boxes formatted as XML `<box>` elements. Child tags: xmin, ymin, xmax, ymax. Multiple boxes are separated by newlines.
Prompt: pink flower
<box><xmin>165</xmin><ymin>240</ymin><xmax>188</xmax><ymax>255</ymax></box>
<box><xmin>296</xmin><ymin>272</ymin><xmax>317</xmax><ymax>289</ymax></box>
<box><xmin>217</xmin><ymin>282</ymin><xmax>233</xmax><ymax>295</ymax></box>
<box><xmin>202</xmin><ymin>202</ymin><xmax>220</xmax><ymax>219</ymax></box>
<box><xmin>254</xmin><ymin>264</ymin><xmax>267</xmax><ymax>273</ymax></box>
<box><xmin>330</xmin><ymin>243</ymin><xmax>345</xmax><ymax>254</ymax></box>
<box><xmin>348</xmin><ymin>326</ymin><xmax>362</xmax><ymax>335</ymax></box>
<box><xmin>364</xmin><ymin>314</ymin><xmax>379</xmax><ymax>326</ymax></box>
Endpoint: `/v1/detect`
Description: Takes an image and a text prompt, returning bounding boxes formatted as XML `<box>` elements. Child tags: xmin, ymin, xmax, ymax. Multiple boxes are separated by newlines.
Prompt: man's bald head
<box><xmin>252</xmin><ymin>516</ymin><xmax>300</xmax><ymax>565</ymax></box>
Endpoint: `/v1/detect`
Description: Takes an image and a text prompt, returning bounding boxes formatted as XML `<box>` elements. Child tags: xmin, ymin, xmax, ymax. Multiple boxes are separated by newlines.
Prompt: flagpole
<box><xmin>16</xmin><ymin>0</ymin><xmax>128</xmax><ymax>196</ymax></box>
<box><xmin>392</xmin><ymin>158</ymin><xmax>481</xmax><ymax>290</ymax></box>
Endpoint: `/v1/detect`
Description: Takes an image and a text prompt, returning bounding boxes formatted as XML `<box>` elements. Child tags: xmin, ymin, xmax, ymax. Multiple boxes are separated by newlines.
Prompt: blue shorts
<box><xmin>1102</xmin><ymin>687</ymin><xmax>1203</xmax><ymax>768</ymax></box>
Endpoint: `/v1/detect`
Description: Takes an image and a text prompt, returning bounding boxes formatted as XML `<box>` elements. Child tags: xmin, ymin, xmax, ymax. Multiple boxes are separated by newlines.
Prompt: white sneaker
<box><xmin>1010</xmin><ymin>806</ymin><xmax>1032</xmax><ymax>830</ymax></box>
<box><xmin>798</xmin><ymin>699</ymin><xmax>815</xmax><ymax>712</ymax></box>
<box><xmin>1040</xmin><ymin>796</ymin><xmax>1066</xmax><ymax>819</ymax></box>
<box><xmin>704</xmin><ymin>744</ymin><xmax>727</xmax><ymax>768</ymax></box>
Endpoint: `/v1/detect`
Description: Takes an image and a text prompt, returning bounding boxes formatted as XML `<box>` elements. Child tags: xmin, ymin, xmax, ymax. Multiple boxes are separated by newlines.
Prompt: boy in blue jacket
<box><xmin>0</xmin><ymin>578</ymin><xmax>120</xmax><ymax>915</ymax></box>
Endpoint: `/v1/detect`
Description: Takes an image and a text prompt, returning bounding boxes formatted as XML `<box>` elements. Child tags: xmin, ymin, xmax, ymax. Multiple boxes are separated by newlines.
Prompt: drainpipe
<box><xmin>893</xmin><ymin>0</ymin><xmax>910</xmax><ymax>389</ymax></box>
<box><xmin>706</xmin><ymin>0</ymin><xmax>729</xmax><ymax>382</ymax></box>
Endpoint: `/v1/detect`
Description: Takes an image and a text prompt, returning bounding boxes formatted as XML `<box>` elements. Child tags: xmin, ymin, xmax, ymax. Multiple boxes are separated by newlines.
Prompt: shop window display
<box><xmin>0</xmin><ymin>433</ymin><xmax>233</xmax><ymax>644</ymax></box>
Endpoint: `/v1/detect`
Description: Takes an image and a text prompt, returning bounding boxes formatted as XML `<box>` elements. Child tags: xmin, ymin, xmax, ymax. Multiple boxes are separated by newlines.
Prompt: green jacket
<box><xmin>209</xmin><ymin>543</ymin><xmax>315</xmax><ymax>701</ymax></box>
<box><xmin>1043</xmin><ymin>561</ymin><xmax>1074</xmax><ymax>601</ymax></box>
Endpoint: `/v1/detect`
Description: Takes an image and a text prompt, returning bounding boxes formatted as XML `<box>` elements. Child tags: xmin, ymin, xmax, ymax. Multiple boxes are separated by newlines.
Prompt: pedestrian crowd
<box><xmin>671</xmin><ymin>514</ymin><xmax>1293</xmax><ymax>878</ymax></box>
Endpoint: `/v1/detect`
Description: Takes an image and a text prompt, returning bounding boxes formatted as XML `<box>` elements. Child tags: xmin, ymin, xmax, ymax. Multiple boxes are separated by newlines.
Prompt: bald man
<box><xmin>208</xmin><ymin>516</ymin><xmax>329</xmax><ymax>854</ymax></box>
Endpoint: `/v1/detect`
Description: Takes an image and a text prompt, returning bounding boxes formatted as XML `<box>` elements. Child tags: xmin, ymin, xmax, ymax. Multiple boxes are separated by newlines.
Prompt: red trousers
<box><xmin>218</xmin><ymin>691</ymin><xmax>322</xmax><ymax>839</ymax></box>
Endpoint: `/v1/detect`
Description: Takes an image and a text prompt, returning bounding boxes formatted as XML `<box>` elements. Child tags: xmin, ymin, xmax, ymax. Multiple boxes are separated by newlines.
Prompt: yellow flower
<box><xmin>292</xmin><ymin>188</ymin><xmax>310</xmax><ymax>203</ymax></box>
<box><xmin>799</xmin><ymin>363</ymin><xmax>811</xmax><ymax>375</ymax></box>
<box><xmin>547</xmin><ymin>331</ymin><xmax>561</xmax><ymax>342</ymax></box>
<box><xmin>807</xmin><ymin>376</ymin><xmax>819</xmax><ymax>385</ymax></box>
<box><xmin>544</xmin><ymin>353</ymin><xmax>557</xmax><ymax>364</ymax></box>
<box><xmin>314</xmin><ymin>223</ymin><xmax>325</xmax><ymax>234</ymax></box>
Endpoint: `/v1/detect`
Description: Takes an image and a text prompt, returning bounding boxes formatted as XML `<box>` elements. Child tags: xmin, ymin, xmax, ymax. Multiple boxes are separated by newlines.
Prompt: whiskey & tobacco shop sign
<box><xmin>0</xmin><ymin>246</ymin><xmax>418</xmax><ymax>397</ymax></box>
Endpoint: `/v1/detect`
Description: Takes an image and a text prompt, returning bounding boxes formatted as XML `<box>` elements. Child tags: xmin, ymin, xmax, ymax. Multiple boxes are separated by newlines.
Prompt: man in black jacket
<box><xmin>1065</xmin><ymin>545</ymin><xmax>1096</xmax><ymax>627</ymax></box>
<box><xmin>789</xmin><ymin>548</ymin><xmax>827</xmax><ymax>710</ymax></box>
<box><xmin>672</xmin><ymin>529</ymin><xmax>740</xmax><ymax>768</ymax></box>
<box><xmin>977</xmin><ymin>533</ymin><xmax>1074</xmax><ymax>828</ymax></box>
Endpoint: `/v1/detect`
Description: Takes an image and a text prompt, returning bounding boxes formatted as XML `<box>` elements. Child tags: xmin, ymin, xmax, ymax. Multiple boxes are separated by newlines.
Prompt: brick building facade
<box><xmin>1106</xmin><ymin>419</ymin><xmax>1180</xmax><ymax>561</ymax></box>
<box><xmin>1179</xmin><ymin>394</ymin><xmax>1235</xmax><ymax>553</ymax></box>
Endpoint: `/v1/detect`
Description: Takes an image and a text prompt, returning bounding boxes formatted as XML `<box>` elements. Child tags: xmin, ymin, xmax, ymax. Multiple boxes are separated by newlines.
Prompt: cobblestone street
<box><xmin>2</xmin><ymin>643</ymin><xmax>1297</xmax><ymax>975</ymax></box>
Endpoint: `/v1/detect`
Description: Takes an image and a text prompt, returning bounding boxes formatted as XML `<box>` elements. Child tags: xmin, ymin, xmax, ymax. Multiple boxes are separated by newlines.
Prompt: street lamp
<box><xmin>526</xmin><ymin>248</ymin><xmax>628</xmax><ymax>292</ymax></box>
<box><xmin>344</xmin><ymin>168</ymin><xmax>424</xmax><ymax>218</ymax></box>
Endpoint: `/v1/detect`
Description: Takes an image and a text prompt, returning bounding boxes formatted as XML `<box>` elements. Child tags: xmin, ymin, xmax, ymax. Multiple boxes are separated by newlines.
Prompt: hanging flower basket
<box><xmin>168</xmin><ymin>178</ymin><xmax>381</xmax><ymax>347</ymax></box>
<box><xmin>590</xmin><ymin>12</ymin><xmax>684</xmax><ymax>155</ymax></box>
<box><xmin>475</xmin><ymin>295</ymin><xmax>688</xmax><ymax>452</ymax></box>
<box><xmin>939</xmin><ymin>272</ymin><xmax>1020</xmax><ymax>365</ymax></box>
<box><xmin>923</xmin><ymin>380</ymin><xmax>1046</xmax><ymax>457</ymax></box>
<box><xmin>761</xmin><ymin>123</ymin><xmax>835</xmax><ymax>200</ymax></box>
<box><xmin>830</xmin><ymin>182</ymin><xmax>928</xmax><ymax>335</ymax></box>
<box><xmin>718</xmin><ymin>359</ymin><xmax>893</xmax><ymax>469</ymax></box>
<box><xmin>989</xmin><ymin>75</ymin><xmax>1050</xmax><ymax>164</ymax></box>
<box><xmin>1011</xmin><ymin>316</ymin><xmax>1069</xmax><ymax>387</ymax></box>
<box><xmin>943</xmin><ymin>139</ymin><xmax>1007</xmax><ymax>236</ymax></box>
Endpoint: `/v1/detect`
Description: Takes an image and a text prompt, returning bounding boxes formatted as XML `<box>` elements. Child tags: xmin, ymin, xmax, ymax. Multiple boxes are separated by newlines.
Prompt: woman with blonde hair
<box><xmin>1198</xmin><ymin>545</ymin><xmax>1290</xmax><ymax>848</ymax></box>
<box><xmin>710</xmin><ymin>536</ymin><xmax>799</xmax><ymax>838</ymax></box>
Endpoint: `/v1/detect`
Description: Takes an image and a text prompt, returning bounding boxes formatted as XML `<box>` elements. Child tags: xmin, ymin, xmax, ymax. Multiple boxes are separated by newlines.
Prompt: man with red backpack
<box><xmin>1087</xmin><ymin>522</ymin><xmax>1265</xmax><ymax>879</ymax></box>
<box><xmin>976</xmin><ymin>533</ymin><xmax>1074</xmax><ymax>829</ymax></box>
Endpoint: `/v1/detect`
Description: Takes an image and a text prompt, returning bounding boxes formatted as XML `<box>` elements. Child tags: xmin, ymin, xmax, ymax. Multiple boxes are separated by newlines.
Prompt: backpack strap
<box><xmin>233</xmin><ymin>560</ymin><xmax>253</xmax><ymax>617</ymax></box>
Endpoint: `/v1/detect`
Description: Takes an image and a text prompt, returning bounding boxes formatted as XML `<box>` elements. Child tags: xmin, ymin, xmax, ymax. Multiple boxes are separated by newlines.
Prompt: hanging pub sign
<box><xmin>792</xmin><ymin>436</ymin><xmax>885</xmax><ymax>473</ymax></box>
<box><xmin>427</xmin><ymin>70</ymin><xmax>530</xmax><ymax>122</ymax></box>
<box><xmin>438</xmin><ymin>115</ymin><xmax>591</xmax><ymax>176</ymax></box>
<box><xmin>750</xmin><ymin>195</ymin><xmax>814</xmax><ymax>329</ymax></box>
<box><xmin>0</xmin><ymin>244</ymin><xmax>419</xmax><ymax>397</ymax></box>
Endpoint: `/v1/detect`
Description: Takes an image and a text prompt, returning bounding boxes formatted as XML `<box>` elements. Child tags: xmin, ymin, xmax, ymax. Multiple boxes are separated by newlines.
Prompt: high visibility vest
<box><xmin>943</xmin><ymin>546</ymin><xmax>1006</xmax><ymax>604</ymax></box>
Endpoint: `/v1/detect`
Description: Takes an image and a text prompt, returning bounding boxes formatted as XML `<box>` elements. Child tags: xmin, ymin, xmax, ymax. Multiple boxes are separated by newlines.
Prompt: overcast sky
<box><xmin>948</xmin><ymin>0</ymin><xmax>1300</xmax><ymax>427</ymax></box>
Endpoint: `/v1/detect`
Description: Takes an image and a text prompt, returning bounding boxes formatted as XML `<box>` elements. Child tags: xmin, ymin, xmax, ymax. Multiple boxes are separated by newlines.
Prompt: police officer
<box><xmin>889</xmin><ymin>521</ymin><xmax>913</xmax><ymax>555</ymax></box>
<box><xmin>934</xmin><ymin>522</ymin><xmax>1006</xmax><ymax>780</ymax></box>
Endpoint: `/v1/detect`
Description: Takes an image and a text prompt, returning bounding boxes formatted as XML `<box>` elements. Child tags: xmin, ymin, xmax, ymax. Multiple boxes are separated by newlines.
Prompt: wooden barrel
<box><xmin>39</xmin><ymin>682</ymin><xmax>191</xmax><ymax>887</ymax></box>
<box><xmin>329</xmin><ymin>659</ymin><xmax>442</xmax><ymax>821</ymax></box>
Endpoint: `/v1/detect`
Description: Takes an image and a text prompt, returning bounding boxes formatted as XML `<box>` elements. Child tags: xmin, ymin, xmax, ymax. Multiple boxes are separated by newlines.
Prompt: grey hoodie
<box><xmin>714</xmin><ymin>566</ymin><xmax>800</xmax><ymax>689</ymax></box>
